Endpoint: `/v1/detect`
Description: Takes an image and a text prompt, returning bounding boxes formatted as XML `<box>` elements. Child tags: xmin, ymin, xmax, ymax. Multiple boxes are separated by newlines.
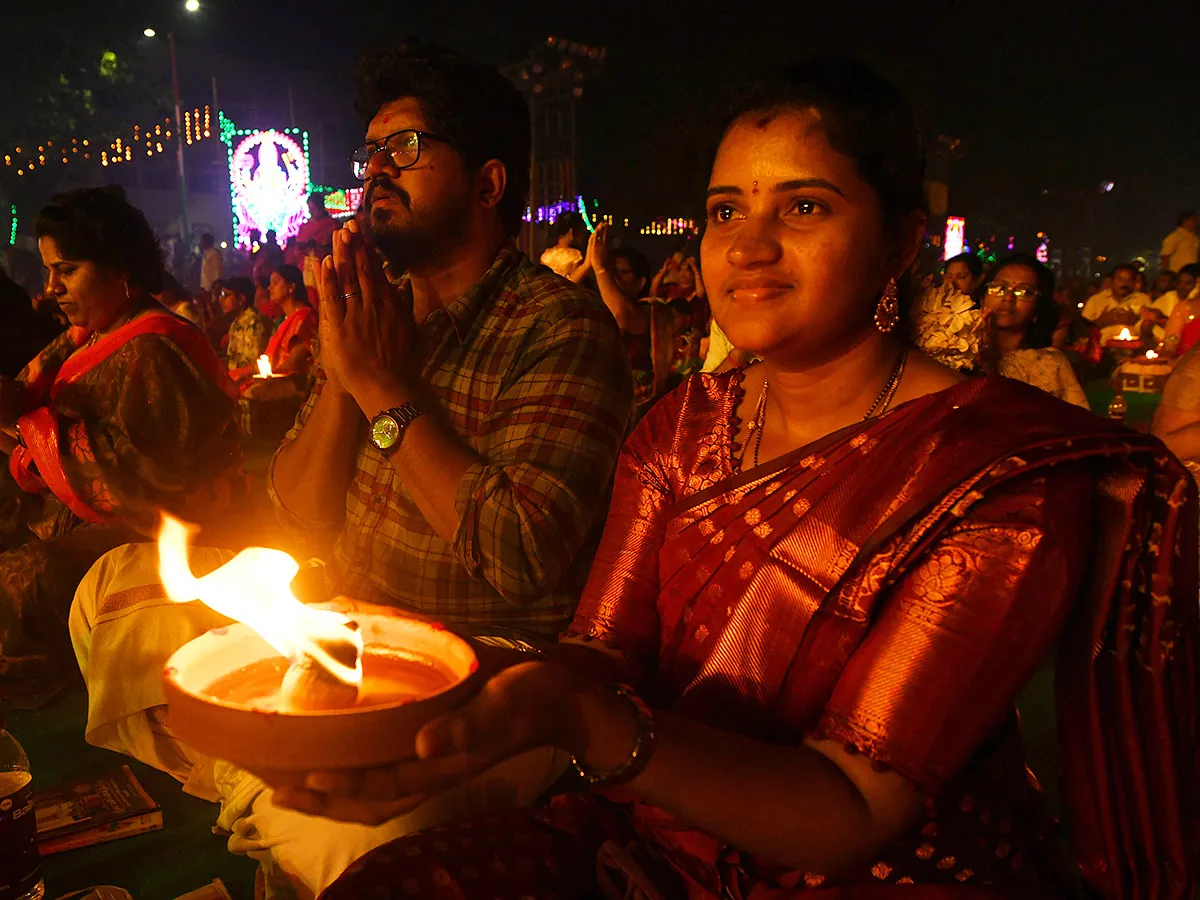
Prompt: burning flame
<box><xmin>1147</xmin><ymin>349</ymin><xmax>1160</xmax><ymax>360</ymax></box>
<box><xmin>1116</xmin><ymin>327</ymin><xmax>1135</xmax><ymax>341</ymax></box>
<box><xmin>157</xmin><ymin>515</ymin><xmax>362</xmax><ymax>687</ymax></box>
<box><xmin>254</xmin><ymin>354</ymin><xmax>274</xmax><ymax>378</ymax></box>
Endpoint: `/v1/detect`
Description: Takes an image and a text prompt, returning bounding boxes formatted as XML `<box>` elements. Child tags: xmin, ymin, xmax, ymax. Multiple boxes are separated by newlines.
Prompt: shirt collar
<box><xmin>408</xmin><ymin>241</ymin><xmax>523</xmax><ymax>345</ymax></box>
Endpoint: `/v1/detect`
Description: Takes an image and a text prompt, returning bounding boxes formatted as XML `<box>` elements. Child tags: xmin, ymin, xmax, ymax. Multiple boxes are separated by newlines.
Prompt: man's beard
<box><xmin>366</xmin><ymin>179</ymin><xmax>472</xmax><ymax>272</ymax></box>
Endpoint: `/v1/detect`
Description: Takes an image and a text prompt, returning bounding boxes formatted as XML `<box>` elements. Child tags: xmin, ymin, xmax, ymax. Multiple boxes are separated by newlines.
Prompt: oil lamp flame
<box><xmin>254</xmin><ymin>354</ymin><xmax>274</xmax><ymax>378</ymax></box>
<box><xmin>1116</xmin><ymin>327</ymin><xmax>1134</xmax><ymax>342</ymax></box>
<box><xmin>1146</xmin><ymin>349</ymin><xmax>1160</xmax><ymax>360</ymax></box>
<box><xmin>157</xmin><ymin>514</ymin><xmax>362</xmax><ymax>691</ymax></box>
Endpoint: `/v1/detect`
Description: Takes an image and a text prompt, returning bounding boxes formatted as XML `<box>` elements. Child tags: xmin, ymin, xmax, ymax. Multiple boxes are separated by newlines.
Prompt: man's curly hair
<box><xmin>354</xmin><ymin>41</ymin><xmax>531</xmax><ymax>237</ymax></box>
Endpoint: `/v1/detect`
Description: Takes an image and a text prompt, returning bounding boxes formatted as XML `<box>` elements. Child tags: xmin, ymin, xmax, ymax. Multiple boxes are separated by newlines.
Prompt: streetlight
<box><xmin>142</xmin><ymin>0</ymin><xmax>202</xmax><ymax>241</ymax></box>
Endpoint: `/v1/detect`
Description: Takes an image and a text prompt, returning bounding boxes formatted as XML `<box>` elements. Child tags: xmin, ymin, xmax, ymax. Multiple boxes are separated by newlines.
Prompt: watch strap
<box><xmin>383</xmin><ymin>402</ymin><xmax>423</xmax><ymax>430</ymax></box>
<box><xmin>371</xmin><ymin>402</ymin><xmax>424</xmax><ymax>452</ymax></box>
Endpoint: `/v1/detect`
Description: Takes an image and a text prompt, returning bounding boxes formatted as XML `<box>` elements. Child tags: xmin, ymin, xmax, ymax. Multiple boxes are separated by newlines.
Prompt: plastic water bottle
<box><xmin>0</xmin><ymin>707</ymin><xmax>42</xmax><ymax>900</ymax></box>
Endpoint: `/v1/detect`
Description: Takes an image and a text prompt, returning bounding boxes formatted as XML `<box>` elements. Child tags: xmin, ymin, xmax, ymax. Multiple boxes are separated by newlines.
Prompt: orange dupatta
<box><xmin>10</xmin><ymin>311</ymin><xmax>237</xmax><ymax>522</ymax></box>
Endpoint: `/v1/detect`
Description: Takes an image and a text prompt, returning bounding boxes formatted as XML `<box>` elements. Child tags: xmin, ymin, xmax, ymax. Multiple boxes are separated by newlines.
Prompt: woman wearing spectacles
<box><xmin>982</xmin><ymin>254</ymin><xmax>1090</xmax><ymax>408</ymax></box>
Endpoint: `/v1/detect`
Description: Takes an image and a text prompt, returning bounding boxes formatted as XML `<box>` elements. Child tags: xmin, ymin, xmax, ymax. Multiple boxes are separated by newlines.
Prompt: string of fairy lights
<box><xmin>2</xmin><ymin>105</ymin><xmax>213</xmax><ymax>175</ymax></box>
<box><xmin>3</xmin><ymin>106</ymin><xmax>696</xmax><ymax>245</ymax></box>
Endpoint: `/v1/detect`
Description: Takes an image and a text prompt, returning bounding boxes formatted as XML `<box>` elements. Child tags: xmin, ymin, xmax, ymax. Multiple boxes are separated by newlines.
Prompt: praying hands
<box><xmin>316</xmin><ymin>221</ymin><xmax>415</xmax><ymax>411</ymax></box>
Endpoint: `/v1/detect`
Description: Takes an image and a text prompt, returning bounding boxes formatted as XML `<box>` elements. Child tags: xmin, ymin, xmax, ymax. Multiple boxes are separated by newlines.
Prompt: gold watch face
<box><xmin>371</xmin><ymin>414</ymin><xmax>401</xmax><ymax>451</ymax></box>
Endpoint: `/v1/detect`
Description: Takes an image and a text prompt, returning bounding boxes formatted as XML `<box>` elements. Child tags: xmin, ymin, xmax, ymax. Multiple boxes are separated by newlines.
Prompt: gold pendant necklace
<box><xmin>740</xmin><ymin>348</ymin><xmax>907</xmax><ymax>472</ymax></box>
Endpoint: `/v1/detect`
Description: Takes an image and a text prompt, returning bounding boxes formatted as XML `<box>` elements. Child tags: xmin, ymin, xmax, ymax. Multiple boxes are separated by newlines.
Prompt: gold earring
<box><xmin>124</xmin><ymin>282</ymin><xmax>131</xmax><ymax>301</ymax></box>
<box><xmin>874</xmin><ymin>279</ymin><xmax>899</xmax><ymax>333</ymax></box>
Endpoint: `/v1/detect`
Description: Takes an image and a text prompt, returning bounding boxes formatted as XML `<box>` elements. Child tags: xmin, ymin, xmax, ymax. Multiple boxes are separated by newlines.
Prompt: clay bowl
<box><xmin>162</xmin><ymin>612</ymin><xmax>479</xmax><ymax>784</ymax></box>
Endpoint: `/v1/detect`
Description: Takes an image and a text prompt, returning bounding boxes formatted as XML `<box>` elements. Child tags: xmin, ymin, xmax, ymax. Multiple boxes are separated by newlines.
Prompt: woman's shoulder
<box><xmin>625</xmin><ymin>370</ymin><xmax>739</xmax><ymax>473</ymax></box>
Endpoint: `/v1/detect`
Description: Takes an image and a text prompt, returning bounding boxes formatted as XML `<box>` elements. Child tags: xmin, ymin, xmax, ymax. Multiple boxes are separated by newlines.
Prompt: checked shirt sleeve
<box><xmin>452</xmin><ymin>305</ymin><xmax>633</xmax><ymax>604</ymax></box>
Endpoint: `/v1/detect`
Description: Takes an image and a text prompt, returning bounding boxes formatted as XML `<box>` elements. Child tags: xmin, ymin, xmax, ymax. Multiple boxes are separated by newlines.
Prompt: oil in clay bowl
<box><xmin>162</xmin><ymin>612</ymin><xmax>479</xmax><ymax>784</ymax></box>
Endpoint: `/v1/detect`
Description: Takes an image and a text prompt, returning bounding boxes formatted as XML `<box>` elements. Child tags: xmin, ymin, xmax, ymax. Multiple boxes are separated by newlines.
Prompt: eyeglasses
<box><xmin>985</xmin><ymin>282</ymin><xmax>1038</xmax><ymax>302</ymax></box>
<box><xmin>350</xmin><ymin>129</ymin><xmax>452</xmax><ymax>181</ymax></box>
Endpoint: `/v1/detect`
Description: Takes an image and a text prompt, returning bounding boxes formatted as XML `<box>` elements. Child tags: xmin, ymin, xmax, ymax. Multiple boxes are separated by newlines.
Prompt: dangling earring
<box><xmin>124</xmin><ymin>281</ymin><xmax>131</xmax><ymax>301</ymax></box>
<box><xmin>874</xmin><ymin>278</ymin><xmax>899</xmax><ymax>333</ymax></box>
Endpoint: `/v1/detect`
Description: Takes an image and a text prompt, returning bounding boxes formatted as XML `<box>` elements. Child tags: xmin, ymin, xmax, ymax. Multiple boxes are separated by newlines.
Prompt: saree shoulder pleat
<box><xmin>568</xmin><ymin>371</ymin><xmax>1198</xmax><ymax>898</ymax></box>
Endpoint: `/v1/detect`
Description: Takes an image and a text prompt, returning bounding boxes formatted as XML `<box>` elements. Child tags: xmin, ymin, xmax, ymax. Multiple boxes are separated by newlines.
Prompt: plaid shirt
<box><xmin>269</xmin><ymin>245</ymin><xmax>633</xmax><ymax>636</ymax></box>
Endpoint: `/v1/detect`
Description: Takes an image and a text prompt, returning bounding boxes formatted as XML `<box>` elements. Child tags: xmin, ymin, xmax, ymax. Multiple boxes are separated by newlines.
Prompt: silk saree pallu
<box><xmin>575</xmin><ymin>376</ymin><xmax>1198</xmax><ymax>898</ymax></box>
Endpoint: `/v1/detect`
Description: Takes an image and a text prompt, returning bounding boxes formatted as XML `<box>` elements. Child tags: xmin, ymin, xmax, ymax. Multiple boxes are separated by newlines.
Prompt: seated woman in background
<box><xmin>0</xmin><ymin>186</ymin><xmax>243</xmax><ymax>678</ymax></box>
<box><xmin>981</xmin><ymin>253</ymin><xmax>1091</xmax><ymax>408</ymax></box>
<box><xmin>291</xmin><ymin>60</ymin><xmax>1196</xmax><ymax>899</ymax></box>
<box><xmin>218</xmin><ymin>276</ymin><xmax>273</xmax><ymax>386</ymax></box>
<box><xmin>538</xmin><ymin>212</ymin><xmax>591</xmax><ymax>282</ymax></box>
<box><xmin>1157</xmin><ymin>263</ymin><xmax>1200</xmax><ymax>358</ymax></box>
<box><xmin>259</xmin><ymin>264</ymin><xmax>316</xmax><ymax>378</ymax></box>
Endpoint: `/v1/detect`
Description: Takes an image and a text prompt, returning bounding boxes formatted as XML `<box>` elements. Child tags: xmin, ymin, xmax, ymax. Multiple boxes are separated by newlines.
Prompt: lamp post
<box><xmin>145</xmin><ymin>1</ymin><xmax>200</xmax><ymax>243</ymax></box>
<box><xmin>169</xmin><ymin>31</ymin><xmax>190</xmax><ymax>242</ymax></box>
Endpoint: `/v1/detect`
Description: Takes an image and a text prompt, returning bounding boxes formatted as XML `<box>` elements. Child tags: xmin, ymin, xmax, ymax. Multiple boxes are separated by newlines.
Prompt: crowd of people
<box><xmin>0</xmin><ymin>41</ymin><xmax>1195</xmax><ymax>900</ymax></box>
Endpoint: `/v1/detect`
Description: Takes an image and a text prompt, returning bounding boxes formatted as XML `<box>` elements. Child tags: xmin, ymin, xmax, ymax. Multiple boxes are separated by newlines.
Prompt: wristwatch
<box><xmin>369</xmin><ymin>402</ymin><xmax>424</xmax><ymax>454</ymax></box>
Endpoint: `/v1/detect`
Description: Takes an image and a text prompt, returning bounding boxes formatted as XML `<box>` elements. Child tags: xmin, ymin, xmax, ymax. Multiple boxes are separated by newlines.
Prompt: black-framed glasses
<box><xmin>985</xmin><ymin>282</ymin><xmax>1038</xmax><ymax>302</ymax></box>
<box><xmin>350</xmin><ymin>129</ymin><xmax>452</xmax><ymax>181</ymax></box>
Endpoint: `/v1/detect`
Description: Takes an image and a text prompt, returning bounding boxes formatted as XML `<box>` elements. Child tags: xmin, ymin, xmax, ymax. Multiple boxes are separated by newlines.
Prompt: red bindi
<box><xmin>751</xmin><ymin>181</ymin><xmax>759</xmax><ymax>196</ymax></box>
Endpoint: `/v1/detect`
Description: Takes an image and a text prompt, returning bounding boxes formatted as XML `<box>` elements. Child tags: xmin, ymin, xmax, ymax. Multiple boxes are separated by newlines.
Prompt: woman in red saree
<box><xmin>280</xmin><ymin>61</ymin><xmax>1197</xmax><ymax>899</ymax></box>
<box><xmin>0</xmin><ymin>187</ymin><xmax>243</xmax><ymax>677</ymax></box>
<box><xmin>232</xmin><ymin>263</ymin><xmax>317</xmax><ymax>393</ymax></box>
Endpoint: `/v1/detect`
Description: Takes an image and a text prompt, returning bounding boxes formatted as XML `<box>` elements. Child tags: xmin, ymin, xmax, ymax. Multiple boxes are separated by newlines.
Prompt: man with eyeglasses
<box><xmin>68</xmin><ymin>40</ymin><xmax>634</xmax><ymax>897</ymax></box>
<box><xmin>267</xmin><ymin>40</ymin><xmax>632</xmax><ymax>636</ymax></box>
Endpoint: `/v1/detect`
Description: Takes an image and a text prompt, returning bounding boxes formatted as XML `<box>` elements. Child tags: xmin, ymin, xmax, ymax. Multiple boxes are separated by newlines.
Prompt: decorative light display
<box><xmin>221</xmin><ymin>113</ymin><xmax>312</xmax><ymax>248</ymax></box>
<box><xmin>943</xmin><ymin>216</ymin><xmax>965</xmax><ymax>260</ymax></box>
<box><xmin>1035</xmin><ymin>231</ymin><xmax>1050</xmax><ymax>264</ymax></box>
<box><xmin>4</xmin><ymin>108</ymin><xmax>210</xmax><ymax>176</ymax></box>
<box><xmin>523</xmin><ymin>197</ymin><xmax>580</xmax><ymax>224</ymax></box>
<box><xmin>639</xmin><ymin>217</ymin><xmax>698</xmax><ymax>237</ymax></box>
<box><xmin>8</xmin><ymin>205</ymin><xmax>16</xmax><ymax>245</ymax></box>
<box><xmin>323</xmin><ymin>188</ymin><xmax>364</xmax><ymax>219</ymax></box>
<box><xmin>183</xmin><ymin>106</ymin><xmax>211</xmax><ymax>145</ymax></box>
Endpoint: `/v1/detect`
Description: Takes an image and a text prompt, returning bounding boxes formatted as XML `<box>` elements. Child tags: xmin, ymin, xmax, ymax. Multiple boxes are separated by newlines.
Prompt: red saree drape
<box><xmin>565</xmin><ymin>373</ymin><xmax>1198</xmax><ymax>899</ymax></box>
<box><xmin>9</xmin><ymin>310</ymin><xmax>240</xmax><ymax>525</ymax></box>
<box><xmin>264</xmin><ymin>305</ymin><xmax>316</xmax><ymax>372</ymax></box>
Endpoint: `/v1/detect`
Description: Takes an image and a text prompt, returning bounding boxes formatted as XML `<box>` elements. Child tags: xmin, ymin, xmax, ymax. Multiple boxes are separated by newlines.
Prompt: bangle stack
<box><xmin>571</xmin><ymin>683</ymin><xmax>658</xmax><ymax>788</ymax></box>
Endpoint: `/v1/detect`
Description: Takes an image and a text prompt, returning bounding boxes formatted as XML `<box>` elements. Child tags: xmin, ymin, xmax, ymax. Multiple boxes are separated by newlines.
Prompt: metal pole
<box><xmin>169</xmin><ymin>32</ymin><xmax>190</xmax><ymax>241</ymax></box>
<box><xmin>211</xmin><ymin>75</ymin><xmax>219</xmax><ymax>115</ymax></box>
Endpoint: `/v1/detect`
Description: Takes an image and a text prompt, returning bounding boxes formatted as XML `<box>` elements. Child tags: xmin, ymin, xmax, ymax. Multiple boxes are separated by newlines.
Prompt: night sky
<box><xmin>40</xmin><ymin>0</ymin><xmax>1200</xmax><ymax>264</ymax></box>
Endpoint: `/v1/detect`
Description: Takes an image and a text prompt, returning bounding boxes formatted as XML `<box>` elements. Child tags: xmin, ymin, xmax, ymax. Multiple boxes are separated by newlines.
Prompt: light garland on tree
<box><xmin>3</xmin><ymin>106</ymin><xmax>214</xmax><ymax>176</ymax></box>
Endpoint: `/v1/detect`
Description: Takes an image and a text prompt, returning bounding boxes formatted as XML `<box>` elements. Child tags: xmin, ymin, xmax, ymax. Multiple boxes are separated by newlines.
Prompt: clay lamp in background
<box><xmin>158</xmin><ymin>515</ymin><xmax>479</xmax><ymax>782</ymax></box>
<box><xmin>253</xmin><ymin>354</ymin><xmax>283</xmax><ymax>380</ymax></box>
<box><xmin>1106</xmin><ymin>326</ymin><xmax>1141</xmax><ymax>348</ymax></box>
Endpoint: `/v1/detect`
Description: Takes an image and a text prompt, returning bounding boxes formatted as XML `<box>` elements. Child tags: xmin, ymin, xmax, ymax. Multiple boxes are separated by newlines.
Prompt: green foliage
<box><xmin>100</xmin><ymin>51</ymin><xmax>119</xmax><ymax>79</ymax></box>
<box><xmin>0</xmin><ymin>4</ymin><xmax>170</xmax><ymax>180</ymax></box>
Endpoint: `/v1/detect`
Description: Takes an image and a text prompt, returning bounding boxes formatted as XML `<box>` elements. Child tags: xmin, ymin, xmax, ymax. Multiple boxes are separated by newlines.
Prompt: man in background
<box><xmin>198</xmin><ymin>233</ymin><xmax>223</xmax><ymax>293</ymax></box>
<box><xmin>1082</xmin><ymin>263</ymin><xmax>1151</xmax><ymax>343</ymax></box>
<box><xmin>1161</xmin><ymin>212</ymin><xmax>1199</xmax><ymax>276</ymax></box>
